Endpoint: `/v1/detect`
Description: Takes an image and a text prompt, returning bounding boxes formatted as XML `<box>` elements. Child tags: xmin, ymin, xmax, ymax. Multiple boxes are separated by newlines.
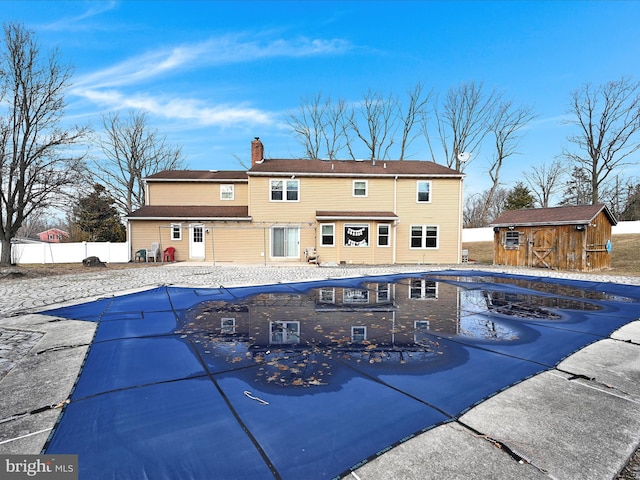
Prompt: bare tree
<box><xmin>524</xmin><ymin>158</ymin><xmax>566</xmax><ymax>207</ymax></box>
<box><xmin>464</xmin><ymin>187</ymin><xmax>509</xmax><ymax>227</ymax></box>
<box><xmin>480</xmin><ymin>101</ymin><xmax>536</xmax><ymax>224</ymax></box>
<box><xmin>564</xmin><ymin>77</ymin><xmax>640</xmax><ymax>204</ymax></box>
<box><xmin>397</xmin><ymin>82</ymin><xmax>432</xmax><ymax>160</ymax></box>
<box><xmin>94</xmin><ymin>111</ymin><xmax>185</xmax><ymax>215</ymax></box>
<box><xmin>426</xmin><ymin>81</ymin><xmax>501</xmax><ymax>171</ymax></box>
<box><xmin>287</xmin><ymin>84</ymin><xmax>429</xmax><ymax>160</ymax></box>
<box><xmin>0</xmin><ymin>23</ymin><xmax>87</xmax><ymax>264</ymax></box>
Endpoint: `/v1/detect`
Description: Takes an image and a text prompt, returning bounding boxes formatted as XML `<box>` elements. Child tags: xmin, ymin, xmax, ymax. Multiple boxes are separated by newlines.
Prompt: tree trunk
<box><xmin>0</xmin><ymin>238</ymin><xmax>13</xmax><ymax>265</ymax></box>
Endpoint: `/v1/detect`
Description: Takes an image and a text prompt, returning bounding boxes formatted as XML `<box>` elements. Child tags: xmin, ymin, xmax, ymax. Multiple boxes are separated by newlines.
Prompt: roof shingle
<box><xmin>127</xmin><ymin>205</ymin><xmax>250</xmax><ymax>220</ymax></box>
<box><xmin>490</xmin><ymin>204</ymin><xmax>617</xmax><ymax>227</ymax></box>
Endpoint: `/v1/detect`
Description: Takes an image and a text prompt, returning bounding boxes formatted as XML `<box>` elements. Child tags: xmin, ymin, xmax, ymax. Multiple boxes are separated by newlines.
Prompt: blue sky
<box><xmin>4</xmin><ymin>0</ymin><xmax>640</xmax><ymax>199</ymax></box>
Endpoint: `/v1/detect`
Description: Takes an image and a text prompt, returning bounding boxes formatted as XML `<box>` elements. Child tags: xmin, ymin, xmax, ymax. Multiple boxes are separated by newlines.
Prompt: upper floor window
<box><xmin>220</xmin><ymin>184</ymin><xmax>234</xmax><ymax>200</ymax></box>
<box><xmin>271</xmin><ymin>179</ymin><xmax>299</xmax><ymax>201</ymax></box>
<box><xmin>220</xmin><ymin>318</ymin><xmax>236</xmax><ymax>334</ymax></box>
<box><xmin>353</xmin><ymin>180</ymin><xmax>368</xmax><ymax>197</ymax></box>
<box><xmin>351</xmin><ymin>326</ymin><xmax>367</xmax><ymax>343</ymax></box>
<box><xmin>171</xmin><ymin>223</ymin><xmax>182</xmax><ymax>241</ymax></box>
<box><xmin>410</xmin><ymin>225</ymin><xmax>438</xmax><ymax>249</ymax></box>
<box><xmin>417</xmin><ymin>181</ymin><xmax>431</xmax><ymax>202</ymax></box>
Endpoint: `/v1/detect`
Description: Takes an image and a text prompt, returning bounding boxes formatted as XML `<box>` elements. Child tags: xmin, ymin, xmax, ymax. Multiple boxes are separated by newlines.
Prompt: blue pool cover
<box><xmin>41</xmin><ymin>270</ymin><xmax>640</xmax><ymax>479</ymax></box>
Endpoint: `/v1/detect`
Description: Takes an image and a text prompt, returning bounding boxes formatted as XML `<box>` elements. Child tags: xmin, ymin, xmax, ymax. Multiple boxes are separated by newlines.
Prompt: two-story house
<box><xmin>126</xmin><ymin>138</ymin><xmax>465</xmax><ymax>265</ymax></box>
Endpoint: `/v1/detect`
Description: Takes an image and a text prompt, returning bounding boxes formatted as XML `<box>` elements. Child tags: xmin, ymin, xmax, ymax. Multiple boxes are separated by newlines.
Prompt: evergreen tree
<box><xmin>559</xmin><ymin>167</ymin><xmax>592</xmax><ymax>206</ymax></box>
<box><xmin>504</xmin><ymin>182</ymin><xmax>536</xmax><ymax>211</ymax></box>
<box><xmin>71</xmin><ymin>184</ymin><xmax>126</xmax><ymax>242</ymax></box>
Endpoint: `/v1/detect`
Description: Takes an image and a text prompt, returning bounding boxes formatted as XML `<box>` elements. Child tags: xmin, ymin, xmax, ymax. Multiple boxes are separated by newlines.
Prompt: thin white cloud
<box><xmin>75</xmin><ymin>34</ymin><xmax>352</xmax><ymax>88</ymax></box>
<box><xmin>75</xmin><ymin>88</ymin><xmax>274</xmax><ymax>127</ymax></box>
<box><xmin>40</xmin><ymin>1</ymin><xmax>119</xmax><ymax>32</ymax></box>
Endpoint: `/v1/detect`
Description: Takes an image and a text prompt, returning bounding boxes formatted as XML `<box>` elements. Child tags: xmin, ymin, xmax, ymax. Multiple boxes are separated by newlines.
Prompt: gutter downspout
<box><xmin>393</xmin><ymin>176</ymin><xmax>398</xmax><ymax>264</ymax></box>
<box><xmin>457</xmin><ymin>177</ymin><xmax>464</xmax><ymax>263</ymax></box>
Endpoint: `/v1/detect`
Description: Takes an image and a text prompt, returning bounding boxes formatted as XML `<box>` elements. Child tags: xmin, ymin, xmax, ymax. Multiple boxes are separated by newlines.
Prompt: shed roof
<box><xmin>490</xmin><ymin>203</ymin><xmax>617</xmax><ymax>227</ymax></box>
<box><xmin>126</xmin><ymin>205</ymin><xmax>250</xmax><ymax>221</ymax></box>
<box><xmin>248</xmin><ymin>158</ymin><xmax>463</xmax><ymax>178</ymax></box>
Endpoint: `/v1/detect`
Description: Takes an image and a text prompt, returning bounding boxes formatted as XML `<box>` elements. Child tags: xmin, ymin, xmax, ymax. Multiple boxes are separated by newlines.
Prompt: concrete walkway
<box><xmin>0</xmin><ymin>263</ymin><xmax>639</xmax><ymax>479</ymax></box>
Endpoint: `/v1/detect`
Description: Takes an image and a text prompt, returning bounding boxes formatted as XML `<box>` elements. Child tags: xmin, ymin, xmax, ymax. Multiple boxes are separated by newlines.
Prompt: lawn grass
<box><xmin>463</xmin><ymin>234</ymin><xmax>640</xmax><ymax>276</ymax></box>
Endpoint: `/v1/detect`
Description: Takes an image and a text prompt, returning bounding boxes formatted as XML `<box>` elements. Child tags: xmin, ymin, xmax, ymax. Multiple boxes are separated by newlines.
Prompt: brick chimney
<box><xmin>251</xmin><ymin>137</ymin><xmax>264</xmax><ymax>166</ymax></box>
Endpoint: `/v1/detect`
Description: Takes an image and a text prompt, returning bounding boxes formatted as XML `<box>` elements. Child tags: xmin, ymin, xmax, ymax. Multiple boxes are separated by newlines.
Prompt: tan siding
<box><xmin>148</xmin><ymin>182</ymin><xmax>248</xmax><ymax>206</ymax></box>
<box><xmin>134</xmin><ymin>172</ymin><xmax>463</xmax><ymax>265</ymax></box>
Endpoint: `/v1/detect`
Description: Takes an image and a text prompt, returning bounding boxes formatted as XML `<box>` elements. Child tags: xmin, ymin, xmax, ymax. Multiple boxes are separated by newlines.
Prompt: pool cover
<box><xmin>41</xmin><ymin>270</ymin><xmax>640</xmax><ymax>479</ymax></box>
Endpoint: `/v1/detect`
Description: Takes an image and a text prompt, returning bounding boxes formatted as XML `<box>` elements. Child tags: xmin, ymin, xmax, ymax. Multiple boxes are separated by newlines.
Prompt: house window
<box><xmin>344</xmin><ymin>289</ymin><xmax>369</xmax><ymax>304</ymax></box>
<box><xmin>414</xmin><ymin>320</ymin><xmax>430</xmax><ymax>345</ymax></box>
<box><xmin>321</xmin><ymin>224</ymin><xmax>335</xmax><ymax>246</ymax></box>
<box><xmin>417</xmin><ymin>181</ymin><xmax>431</xmax><ymax>202</ymax></box>
<box><xmin>270</xmin><ymin>321</ymin><xmax>300</xmax><ymax>344</ymax></box>
<box><xmin>171</xmin><ymin>223</ymin><xmax>182</xmax><ymax>241</ymax></box>
<box><xmin>345</xmin><ymin>224</ymin><xmax>369</xmax><ymax>247</ymax></box>
<box><xmin>220</xmin><ymin>318</ymin><xmax>235</xmax><ymax>334</ymax></box>
<box><xmin>270</xmin><ymin>179</ymin><xmax>299</xmax><ymax>201</ymax></box>
<box><xmin>410</xmin><ymin>225</ymin><xmax>438</xmax><ymax>249</ymax></box>
<box><xmin>220</xmin><ymin>184</ymin><xmax>234</xmax><ymax>200</ymax></box>
<box><xmin>351</xmin><ymin>326</ymin><xmax>367</xmax><ymax>343</ymax></box>
<box><xmin>410</xmin><ymin>279</ymin><xmax>438</xmax><ymax>299</ymax></box>
<box><xmin>505</xmin><ymin>231</ymin><xmax>521</xmax><ymax>248</ymax></box>
<box><xmin>377</xmin><ymin>224</ymin><xmax>390</xmax><ymax>247</ymax></box>
<box><xmin>353</xmin><ymin>180</ymin><xmax>368</xmax><ymax>197</ymax></box>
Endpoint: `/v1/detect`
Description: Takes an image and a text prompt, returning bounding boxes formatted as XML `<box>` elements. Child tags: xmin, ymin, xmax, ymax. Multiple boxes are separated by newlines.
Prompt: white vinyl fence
<box><xmin>8</xmin><ymin>242</ymin><xmax>130</xmax><ymax>264</ymax></box>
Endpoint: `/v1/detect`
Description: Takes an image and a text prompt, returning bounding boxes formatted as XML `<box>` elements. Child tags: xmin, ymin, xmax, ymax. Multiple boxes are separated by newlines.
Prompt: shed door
<box><xmin>528</xmin><ymin>228</ymin><xmax>555</xmax><ymax>269</ymax></box>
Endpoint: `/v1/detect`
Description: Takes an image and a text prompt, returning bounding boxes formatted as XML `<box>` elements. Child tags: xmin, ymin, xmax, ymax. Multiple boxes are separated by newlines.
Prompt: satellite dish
<box><xmin>457</xmin><ymin>152</ymin><xmax>471</xmax><ymax>163</ymax></box>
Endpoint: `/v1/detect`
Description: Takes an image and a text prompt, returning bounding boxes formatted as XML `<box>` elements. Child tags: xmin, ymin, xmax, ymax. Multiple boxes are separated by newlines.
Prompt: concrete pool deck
<box><xmin>0</xmin><ymin>263</ymin><xmax>639</xmax><ymax>479</ymax></box>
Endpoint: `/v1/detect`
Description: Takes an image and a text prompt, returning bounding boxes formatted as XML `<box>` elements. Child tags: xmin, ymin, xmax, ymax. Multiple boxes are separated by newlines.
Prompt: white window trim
<box><xmin>319</xmin><ymin>288</ymin><xmax>336</xmax><ymax>303</ymax></box>
<box><xmin>409</xmin><ymin>280</ymin><xmax>438</xmax><ymax>300</ymax></box>
<box><xmin>270</xmin><ymin>321</ymin><xmax>301</xmax><ymax>344</ymax></box>
<box><xmin>220</xmin><ymin>318</ymin><xmax>236</xmax><ymax>334</ymax></box>
<box><xmin>270</xmin><ymin>178</ymin><xmax>300</xmax><ymax>202</ymax></box>
<box><xmin>344</xmin><ymin>223</ymin><xmax>370</xmax><ymax>247</ymax></box>
<box><xmin>416</xmin><ymin>180</ymin><xmax>432</xmax><ymax>203</ymax></box>
<box><xmin>414</xmin><ymin>320</ymin><xmax>430</xmax><ymax>344</ymax></box>
<box><xmin>351</xmin><ymin>326</ymin><xmax>367</xmax><ymax>343</ymax></box>
<box><xmin>220</xmin><ymin>184</ymin><xmax>234</xmax><ymax>201</ymax></box>
<box><xmin>352</xmin><ymin>180</ymin><xmax>368</xmax><ymax>197</ymax></box>
<box><xmin>376</xmin><ymin>283</ymin><xmax>391</xmax><ymax>303</ymax></box>
<box><xmin>377</xmin><ymin>223</ymin><xmax>391</xmax><ymax>247</ymax></box>
<box><xmin>410</xmin><ymin>224</ymin><xmax>439</xmax><ymax>250</ymax></box>
<box><xmin>171</xmin><ymin>223</ymin><xmax>182</xmax><ymax>241</ymax></box>
<box><xmin>320</xmin><ymin>223</ymin><xmax>335</xmax><ymax>247</ymax></box>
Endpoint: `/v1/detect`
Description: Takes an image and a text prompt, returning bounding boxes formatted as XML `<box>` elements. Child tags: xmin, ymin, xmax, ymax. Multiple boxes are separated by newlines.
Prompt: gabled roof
<box><xmin>145</xmin><ymin>170</ymin><xmax>248</xmax><ymax>182</ymax></box>
<box><xmin>490</xmin><ymin>203</ymin><xmax>617</xmax><ymax>227</ymax></box>
<box><xmin>248</xmin><ymin>158</ymin><xmax>463</xmax><ymax>178</ymax></box>
<box><xmin>126</xmin><ymin>205</ymin><xmax>250</xmax><ymax>221</ymax></box>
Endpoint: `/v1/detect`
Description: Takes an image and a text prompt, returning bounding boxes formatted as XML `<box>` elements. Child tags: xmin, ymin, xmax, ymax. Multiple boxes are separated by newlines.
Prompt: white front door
<box><xmin>189</xmin><ymin>224</ymin><xmax>206</xmax><ymax>259</ymax></box>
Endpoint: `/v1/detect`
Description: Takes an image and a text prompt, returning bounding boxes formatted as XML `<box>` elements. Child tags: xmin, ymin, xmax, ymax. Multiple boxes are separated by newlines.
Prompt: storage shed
<box><xmin>490</xmin><ymin>204</ymin><xmax>617</xmax><ymax>272</ymax></box>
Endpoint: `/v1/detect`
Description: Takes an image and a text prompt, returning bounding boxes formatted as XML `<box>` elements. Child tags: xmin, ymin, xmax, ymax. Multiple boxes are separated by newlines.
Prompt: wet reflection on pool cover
<box><xmin>181</xmin><ymin>277</ymin><xmax>605</xmax><ymax>389</ymax></box>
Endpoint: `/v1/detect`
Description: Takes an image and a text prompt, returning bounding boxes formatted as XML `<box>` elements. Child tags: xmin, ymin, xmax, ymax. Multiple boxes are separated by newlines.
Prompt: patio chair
<box><xmin>134</xmin><ymin>249</ymin><xmax>146</xmax><ymax>262</ymax></box>
<box><xmin>163</xmin><ymin>246</ymin><xmax>176</xmax><ymax>262</ymax></box>
<box><xmin>304</xmin><ymin>247</ymin><xmax>318</xmax><ymax>264</ymax></box>
<box><xmin>146</xmin><ymin>243</ymin><xmax>160</xmax><ymax>262</ymax></box>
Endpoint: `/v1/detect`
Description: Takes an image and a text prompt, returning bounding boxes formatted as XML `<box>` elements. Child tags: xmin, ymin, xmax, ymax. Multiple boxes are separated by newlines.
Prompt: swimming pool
<box><xmin>41</xmin><ymin>270</ymin><xmax>640</xmax><ymax>479</ymax></box>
